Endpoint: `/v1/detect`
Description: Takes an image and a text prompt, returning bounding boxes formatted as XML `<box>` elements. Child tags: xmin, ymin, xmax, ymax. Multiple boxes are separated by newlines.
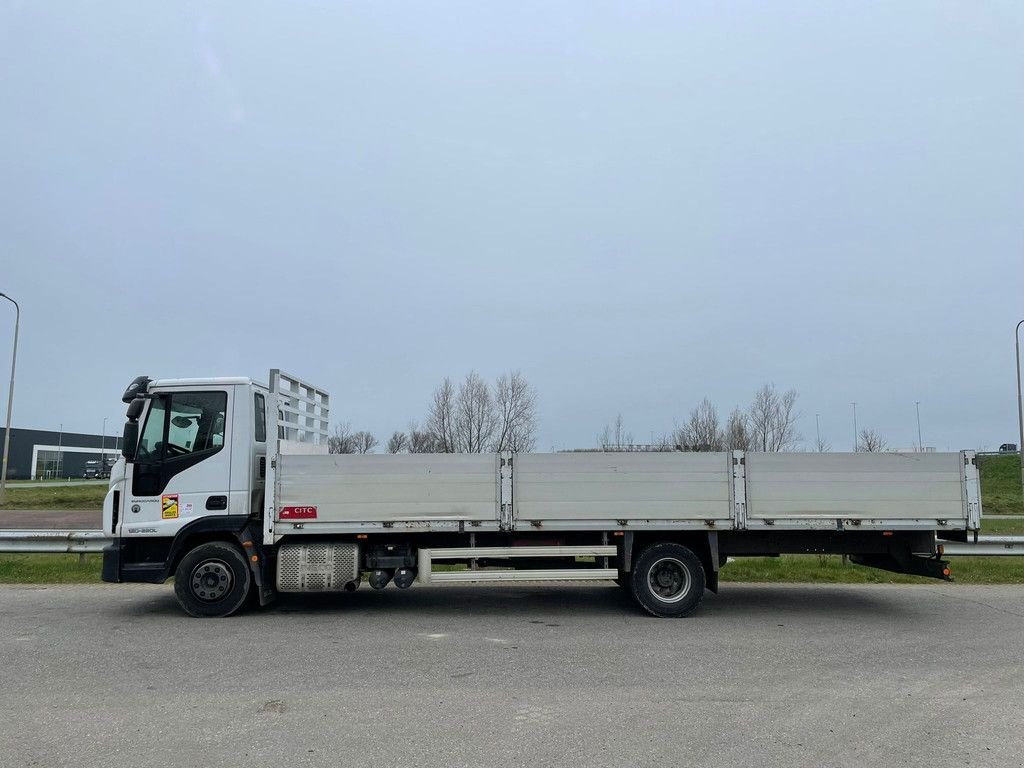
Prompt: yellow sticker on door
<box><xmin>161</xmin><ymin>494</ymin><xmax>179</xmax><ymax>519</ymax></box>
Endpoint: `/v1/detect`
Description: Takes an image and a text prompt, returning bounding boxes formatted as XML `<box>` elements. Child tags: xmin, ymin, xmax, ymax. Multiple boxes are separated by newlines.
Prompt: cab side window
<box><xmin>133</xmin><ymin>391</ymin><xmax>228</xmax><ymax>495</ymax></box>
<box><xmin>166</xmin><ymin>392</ymin><xmax>226</xmax><ymax>456</ymax></box>
<box><xmin>137</xmin><ymin>398</ymin><xmax>168</xmax><ymax>461</ymax></box>
<box><xmin>254</xmin><ymin>393</ymin><xmax>266</xmax><ymax>443</ymax></box>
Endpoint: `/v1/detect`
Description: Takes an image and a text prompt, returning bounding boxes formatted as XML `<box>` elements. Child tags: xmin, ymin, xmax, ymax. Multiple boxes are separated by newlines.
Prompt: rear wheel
<box><xmin>174</xmin><ymin>542</ymin><xmax>251</xmax><ymax>618</ymax></box>
<box><xmin>630</xmin><ymin>543</ymin><xmax>705</xmax><ymax>617</ymax></box>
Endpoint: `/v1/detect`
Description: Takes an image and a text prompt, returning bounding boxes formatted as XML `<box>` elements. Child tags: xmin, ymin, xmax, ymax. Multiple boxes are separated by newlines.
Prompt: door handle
<box><xmin>206</xmin><ymin>495</ymin><xmax>228</xmax><ymax>511</ymax></box>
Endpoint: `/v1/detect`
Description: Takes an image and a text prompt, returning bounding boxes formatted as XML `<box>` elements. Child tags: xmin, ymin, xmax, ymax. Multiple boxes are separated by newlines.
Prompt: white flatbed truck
<box><xmin>101</xmin><ymin>371</ymin><xmax>983</xmax><ymax>617</ymax></box>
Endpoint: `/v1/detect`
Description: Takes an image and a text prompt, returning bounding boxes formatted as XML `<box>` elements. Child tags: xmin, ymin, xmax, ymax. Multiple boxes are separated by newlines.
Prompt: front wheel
<box><xmin>173</xmin><ymin>542</ymin><xmax>252</xmax><ymax>618</ymax></box>
<box><xmin>630</xmin><ymin>543</ymin><xmax>705</xmax><ymax>617</ymax></box>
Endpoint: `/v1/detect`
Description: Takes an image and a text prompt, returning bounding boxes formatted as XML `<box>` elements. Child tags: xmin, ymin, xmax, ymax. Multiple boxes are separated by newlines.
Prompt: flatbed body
<box><xmin>269</xmin><ymin>450</ymin><xmax>979</xmax><ymax>536</ymax></box>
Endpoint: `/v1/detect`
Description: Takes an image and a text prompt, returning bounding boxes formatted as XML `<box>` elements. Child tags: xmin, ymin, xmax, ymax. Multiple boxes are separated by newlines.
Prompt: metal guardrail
<box><xmin>0</xmin><ymin>529</ymin><xmax>112</xmax><ymax>553</ymax></box>
<box><xmin>942</xmin><ymin>536</ymin><xmax>1024</xmax><ymax>557</ymax></box>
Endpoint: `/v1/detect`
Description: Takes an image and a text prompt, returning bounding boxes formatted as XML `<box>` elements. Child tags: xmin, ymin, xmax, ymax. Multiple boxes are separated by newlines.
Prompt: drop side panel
<box><xmin>744</xmin><ymin>452</ymin><xmax>968</xmax><ymax>528</ymax></box>
<box><xmin>275</xmin><ymin>453</ymin><xmax>500</xmax><ymax>531</ymax></box>
<box><xmin>513</xmin><ymin>452</ymin><xmax>733</xmax><ymax>530</ymax></box>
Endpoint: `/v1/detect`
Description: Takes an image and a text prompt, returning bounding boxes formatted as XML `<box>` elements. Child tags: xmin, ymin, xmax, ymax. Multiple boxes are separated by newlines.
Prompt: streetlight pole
<box><xmin>100</xmin><ymin>417</ymin><xmax>107</xmax><ymax>476</ymax></box>
<box><xmin>815</xmin><ymin>414</ymin><xmax>821</xmax><ymax>452</ymax></box>
<box><xmin>851</xmin><ymin>402</ymin><xmax>858</xmax><ymax>452</ymax></box>
<box><xmin>915</xmin><ymin>401</ymin><xmax>923</xmax><ymax>452</ymax></box>
<box><xmin>0</xmin><ymin>293</ymin><xmax>19</xmax><ymax>502</ymax></box>
<box><xmin>1015</xmin><ymin>319</ymin><xmax>1024</xmax><ymax>491</ymax></box>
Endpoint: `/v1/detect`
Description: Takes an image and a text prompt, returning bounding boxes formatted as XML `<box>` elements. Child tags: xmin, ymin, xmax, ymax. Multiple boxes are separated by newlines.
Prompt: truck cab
<box><xmin>102</xmin><ymin>376</ymin><xmax>269</xmax><ymax>594</ymax></box>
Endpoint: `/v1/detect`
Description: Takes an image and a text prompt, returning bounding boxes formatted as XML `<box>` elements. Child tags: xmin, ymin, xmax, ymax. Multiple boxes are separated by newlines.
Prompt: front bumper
<box><xmin>101</xmin><ymin>543</ymin><xmax>121</xmax><ymax>583</ymax></box>
<box><xmin>101</xmin><ymin>540</ymin><xmax>168</xmax><ymax>584</ymax></box>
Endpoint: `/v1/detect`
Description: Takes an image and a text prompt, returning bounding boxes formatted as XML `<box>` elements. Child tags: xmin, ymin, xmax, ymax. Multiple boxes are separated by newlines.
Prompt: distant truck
<box><xmin>83</xmin><ymin>460</ymin><xmax>105</xmax><ymax>480</ymax></box>
<box><xmin>101</xmin><ymin>371</ymin><xmax>983</xmax><ymax>618</ymax></box>
<box><xmin>999</xmin><ymin>443</ymin><xmax>1019</xmax><ymax>454</ymax></box>
<box><xmin>83</xmin><ymin>457</ymin><xmax>117</xmax><ymax>480</ymax></box>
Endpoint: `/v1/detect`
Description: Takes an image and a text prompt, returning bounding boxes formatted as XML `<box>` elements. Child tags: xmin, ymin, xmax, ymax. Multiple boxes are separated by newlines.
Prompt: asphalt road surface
<box><xmin>2</xmin><ymin>583</ymin><xmax>1023</xmax><ymax>768</ymax></box>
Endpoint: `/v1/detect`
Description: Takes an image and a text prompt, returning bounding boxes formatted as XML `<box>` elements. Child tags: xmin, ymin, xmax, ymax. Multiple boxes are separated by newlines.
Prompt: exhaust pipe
<box><xmin>343</xmin><ymin>579</ymin><xmax>360</xmax><ymax>593</ymax></box>
<box><xmin>368</xmin><ymin>569</ymin><xmax>393</xmax><ymax>590</ymax></box>
<box><xmin>393</xmin><ymin>567</ymin><xmax>416</xmax><ymax>589</ymax></box>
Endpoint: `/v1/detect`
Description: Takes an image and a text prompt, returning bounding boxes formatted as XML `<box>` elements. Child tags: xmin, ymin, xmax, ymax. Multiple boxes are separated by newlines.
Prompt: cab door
<box><xmin>119</xmin><ymin>388</ymin><xmax>233</xmax><ymax>537</ymax></box>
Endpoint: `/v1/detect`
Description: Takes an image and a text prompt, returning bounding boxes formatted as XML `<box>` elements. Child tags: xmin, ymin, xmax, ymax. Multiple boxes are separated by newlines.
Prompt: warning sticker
<box><xmin>161</xmin><ymin>494</ymin><xmax>179</xmax><ymax>519</ymax></box>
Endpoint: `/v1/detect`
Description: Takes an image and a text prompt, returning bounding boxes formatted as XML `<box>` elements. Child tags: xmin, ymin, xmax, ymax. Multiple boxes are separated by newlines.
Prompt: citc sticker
<box><xmin>161</xmin><ymin>494</ymin><xmax>179</xmax><ymax>519</ymax></box>
<box><xmin>280</xmin><ymin>506</ymin><xmax>317</xmax><ymax>520</ymax></box>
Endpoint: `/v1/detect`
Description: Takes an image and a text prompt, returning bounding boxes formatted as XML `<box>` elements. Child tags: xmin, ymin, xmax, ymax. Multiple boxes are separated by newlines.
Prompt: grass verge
<box><xmin>720</xmin><ymin>555</ymin><xmax>1024</xmax><ymax>585</ymax></box>
<box><xmin>978</xmin><ymin>454</ymin><xmax>1023</xmax><ymax>515</ymax></box>
<box><xmin>981</xmin><ymin>516</ymin><xmax>1024</xmax><ymax>535</ymax></box>
<box><xmin>0</xmin><ymin>484</ymin><xmax>108</xmax><ymax>510</ymax></box>
<box><xmin>0</xmin><ymin>554</ymin><xmax>103</xmax><ymax>584</ymax></box>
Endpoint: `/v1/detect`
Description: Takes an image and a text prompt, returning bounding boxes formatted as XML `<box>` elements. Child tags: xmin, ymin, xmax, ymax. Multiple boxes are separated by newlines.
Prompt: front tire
<box><xmin>630</xmin><ymin>543</ymin><xmax>705</xmax><ymax>617</ymax></box>
<box><xmin>174</xmin><ymin>542</ymin><xmax>252</xmax><ymax>618</ymax></box>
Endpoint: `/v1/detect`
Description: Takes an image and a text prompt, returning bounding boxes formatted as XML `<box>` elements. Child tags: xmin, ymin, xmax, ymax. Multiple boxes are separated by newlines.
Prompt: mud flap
<box><xmin>850</xmin><ymin>553</ymin><xmax>952</xmax><ymax>581</ymax></box>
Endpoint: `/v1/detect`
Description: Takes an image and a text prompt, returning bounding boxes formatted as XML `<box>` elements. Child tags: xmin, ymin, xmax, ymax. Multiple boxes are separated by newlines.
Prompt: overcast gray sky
<box><xmin>1</xmin><ymin>1</ymin><xmax>1022</xmax><ymax>452</ymax></box>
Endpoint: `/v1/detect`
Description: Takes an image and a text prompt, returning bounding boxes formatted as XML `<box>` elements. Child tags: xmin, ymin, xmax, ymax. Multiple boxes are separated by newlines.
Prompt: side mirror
<box><xmin>122</xmin><ymin>397</ymin><xmax>146</xmax><ymax>461</ymax></box>
<box><xmin>126</xmin><ymin>398</ymin><xmax>145</xmax><ymax>420</ymax></box>
<box><xmin>122</xmin><ymin>421</ymin><xmax>139</xmax><ymax>461</ymax></box>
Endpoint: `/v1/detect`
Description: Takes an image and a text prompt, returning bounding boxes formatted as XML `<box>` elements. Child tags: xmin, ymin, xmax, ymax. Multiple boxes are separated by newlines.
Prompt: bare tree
<box><xmin>724</xmin><ymin>407</ymin><xmax>753</xmax><ymax>451</ymax></box>
<box><xmin>748</xmin><ymin>384</ymin><xmax>801</xmax><ymax>452</ymax></box>
<box><xmin>328</xmin><ymin>422</ymin><xmax>357</xmax><ymax>454</ymax></box>
<box><xmin>455</xmin><ymin>371</ymin><xmax>498</xmax><ymax>453</ymax></box>
<box><xmin>426</xmin><ymin>377</ymin><xmax>458</xmax><ymax>453</ymax></box>
<box><xmin>674</xmin><ymin>398</ymin><xmax>724</xmax><ymax>451</ymax></box>
<box><xmin>424</xmin><ymin>371</ymin><xmax>539</xmax><ymax>453</ymax></box>
<box><xmin>652</xmin><ymin>433</ymin><xmax>676</xmax><ymax>452</ymax></box>
<box><xmin>858</xmin><ymin>429</ymin><xmax>887</xmax><ymax>453</ymax></box>
<box><xmin>815</xmin><ymin>431</ymin><xmax>832</xmax><ymax>453</ymax></box>
<box><xmin>352</xmin><ymin>431</ymin><xmax>378</xmax><ymax>454</ymax></box>
<box><xmin>386</xmin><ymin>431</ymin><xmax>408</xmax><ymax>454</ymax></box>
<box><xmin>748</xmin><ymin>385</ymin><xmax>775</xmax><ymax>452</ymax></box>
<box><xmin>493</xmin><ymin>371</ymin><xmax>538</xmax><ymax>452</ymax></box>
<box><xmin>599</xmin><ymin>414</ymin><xmax>634</xmax><ymax>451</ymax></box>
<box><xmin>407</xmin><ymin>422</ymin><xmax>438</xmax><ymax>453</ymax></box>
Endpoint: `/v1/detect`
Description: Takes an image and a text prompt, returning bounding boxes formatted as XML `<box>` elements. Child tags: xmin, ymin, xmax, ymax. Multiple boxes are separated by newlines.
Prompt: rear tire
<box><xmin>630</xmin><ymin>543</ymin><xmax>705</xmax><ymax>617</ymax></box>
<box><xmin>174</xmin><ymin>542</ymin><xmax>252</xmax><ymax>618</ymax></box>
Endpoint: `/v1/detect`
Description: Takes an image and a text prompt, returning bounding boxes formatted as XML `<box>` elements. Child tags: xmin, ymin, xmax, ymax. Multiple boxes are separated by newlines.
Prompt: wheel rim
<box><xmin>647</xmin><ymin>557</ymin><xmax>691</xmax><ymax>603</ymax></box>
<box><xmin>190</xmin><ymin>559</ymin><xmax>234</xmax><ymax>602</ymax></box>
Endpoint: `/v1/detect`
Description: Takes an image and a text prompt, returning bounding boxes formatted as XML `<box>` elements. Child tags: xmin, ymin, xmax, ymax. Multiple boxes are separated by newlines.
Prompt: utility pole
<box><xmin>915</xmin><ymin>401</ymin><xmax>923</xmax><ymax>452</ymax></box>
<box><xmin>101</xmin><ymin>417</ymin><xmax>108</xmax><ymax>476</ymax></box>
<box><xmin>815</xmin><ymin>414</ymin><xmax>822</xmax><ymax>452</ymax></box>
<box><xmin>851</xmin><ymin>402</ymin><xmax>858</xmax><ymax>452</ymax></box>
<box><xmin>1016</xmin><ymin>320</ymin><xmax>1024</xmax><ymax>491</ymax></box>
<box><xmin>0</xmin><ymin>292</ymin><xmax>19</xmax><ymax>502</ymax></box>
